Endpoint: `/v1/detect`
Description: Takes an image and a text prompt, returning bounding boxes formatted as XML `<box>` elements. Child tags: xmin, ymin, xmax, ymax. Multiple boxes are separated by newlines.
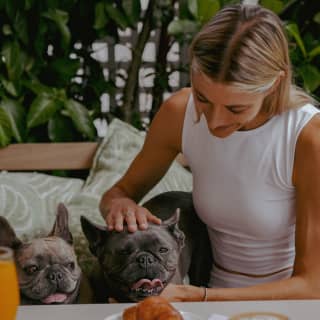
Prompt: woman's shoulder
<box><xmin>161</xmin><ymin>87</ymin><xmax>191</xmax><ymax>113</ymax></box>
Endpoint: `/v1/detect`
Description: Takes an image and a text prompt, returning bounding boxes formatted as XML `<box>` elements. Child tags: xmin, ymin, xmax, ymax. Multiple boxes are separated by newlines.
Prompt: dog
<box><xmin>80</xmin><ymin>191</ymin><xmax>212</xmax><ymax>302</ymax></box>
<box><xmin>0</xmin><ymin>204</ymin><xmax>83</xmax><ymax>304</ymax></box>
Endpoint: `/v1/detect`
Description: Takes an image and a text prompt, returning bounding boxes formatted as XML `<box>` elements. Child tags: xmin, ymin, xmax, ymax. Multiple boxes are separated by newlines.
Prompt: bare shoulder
<box><xmin>296</xmin><ymin>112</ymin><xmax>320</xmax><ymax>149</ymax></box>
<box><xmin>293</xmin><ymin>112</ymin><xmax>320</xmax><ymax>185</ymax></box>
<box><xmin>158</xmin><ymin>87</ymin><xmax>191</xmax><ymax>118</ymax></box>
<box><xmin>146</xmin><ymin>88</ymin><xmax>191</xmax><ymax>152</ymax></box>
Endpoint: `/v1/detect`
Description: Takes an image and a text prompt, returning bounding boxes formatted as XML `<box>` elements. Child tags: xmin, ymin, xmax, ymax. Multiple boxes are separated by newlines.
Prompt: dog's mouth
<box><xmin>41</xmin><ymin>292</ymin><xmax>70</xmax><ymax>304</ymax></box>
<box><xmin>130</xmin><ymin>278</ymin><xmax>164</xmax><ymax>297</ymax></box>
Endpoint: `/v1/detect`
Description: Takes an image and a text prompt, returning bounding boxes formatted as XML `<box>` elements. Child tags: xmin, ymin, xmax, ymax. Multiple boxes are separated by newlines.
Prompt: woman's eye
<box><xmin>159</xmin><ymin>247</ymin><xmax>169</xmax><ymax>253</ymax></box>
<box><xmin>24</xmin><ymin>265</ymin><xmax>39</xmax><ymax>275</ymax></box>
<box><xmin>229</xmin><ymin>108</ymin><xmax>247</xmax><ymax>114</ymax></box>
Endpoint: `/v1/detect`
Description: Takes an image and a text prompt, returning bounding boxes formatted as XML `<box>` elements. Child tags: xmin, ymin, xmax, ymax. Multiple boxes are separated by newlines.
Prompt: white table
<box><xmin>16</xmin><ymin>300</ymin><xmax>320</xmax><ymax>320</ymax></box>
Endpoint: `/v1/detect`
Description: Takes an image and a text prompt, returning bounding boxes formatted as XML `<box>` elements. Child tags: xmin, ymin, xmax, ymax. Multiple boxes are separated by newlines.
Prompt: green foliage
<box><xmin>0</xmin><ymin>0</ymin><xmax>319</xmax><ymax>148</ymax></box>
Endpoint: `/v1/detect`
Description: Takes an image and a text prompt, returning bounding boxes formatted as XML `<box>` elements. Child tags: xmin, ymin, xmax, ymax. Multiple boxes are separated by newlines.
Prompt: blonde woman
<box><xmin>99</xmin><ymin>4</ymin><xmax>320</xmax><ymax>301</ymax></box>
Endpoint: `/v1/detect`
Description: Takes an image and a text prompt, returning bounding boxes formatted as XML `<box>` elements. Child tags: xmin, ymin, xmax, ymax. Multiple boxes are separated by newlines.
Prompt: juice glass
<box><xmin>0</xmin><ymin>246</ymin><xmax>20</xmax><ymax>320</ymax></box>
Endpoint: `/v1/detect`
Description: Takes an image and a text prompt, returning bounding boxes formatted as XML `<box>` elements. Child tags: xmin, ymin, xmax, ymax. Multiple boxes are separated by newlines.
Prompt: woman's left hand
<box><xmin>160</xmin><ymin>284</ymin><xmax>204</xmax><ymax>302</ymax></box>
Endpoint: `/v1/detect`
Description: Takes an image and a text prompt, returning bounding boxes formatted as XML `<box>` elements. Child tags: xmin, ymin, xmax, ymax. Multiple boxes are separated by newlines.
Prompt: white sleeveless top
<box><xmin>182</xmin><ymin>94</ymin><xmax>320</xmax><ymax>288</ymax></box>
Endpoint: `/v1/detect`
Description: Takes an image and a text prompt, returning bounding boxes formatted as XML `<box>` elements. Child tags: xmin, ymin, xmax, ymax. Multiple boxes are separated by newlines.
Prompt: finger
<box><xmin>124</xmin><ymin>210</ymin><xmax>138</xmax><ymax>233</ymax></box>
<box><xmin>135</xmin><ymin>209</ymin><xmax>149</xmax><ymax>230</ymax></box>
<box><xmin>146</xmin><ymin>211</ymin><xmax>162</xmax><ymax>225</ymax></box>
<box><xmin>114</xmin><ymin>211</ymin><xmax>125</xmax><ymax>231</ymax></box>
<box><xmin>105</xmin><ymin>211</ymin><xmax>115</xmax><ymax>231</ymax></box>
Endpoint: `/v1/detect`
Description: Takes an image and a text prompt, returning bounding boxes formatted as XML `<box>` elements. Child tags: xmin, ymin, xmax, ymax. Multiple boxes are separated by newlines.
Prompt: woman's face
<box><xmin>191</xmin><ymin>70</ymin><xmax>270</xmax><ymax>138</ymax></box>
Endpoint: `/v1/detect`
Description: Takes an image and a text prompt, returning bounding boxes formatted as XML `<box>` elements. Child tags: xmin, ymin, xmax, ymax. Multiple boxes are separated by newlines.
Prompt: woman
<box><xmin>99</xmin><ymin>4</ymin><xmax>320</xmax><ymax>301</ymax></box>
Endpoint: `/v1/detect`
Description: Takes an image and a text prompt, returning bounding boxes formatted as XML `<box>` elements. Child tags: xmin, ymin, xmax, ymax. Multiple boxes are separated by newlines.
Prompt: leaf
<box><xmin>64</xmin><ymin>99</ymin><xmax>96</xmax><ymax>140</ymax></box>
<box><xmin>122</xmin><ymin>0</ymin><xmax>141</xmax><ymax>26</ymax></box>
<box><xmin>94</xmin><ymin>2</ymin><xmax>109</xmax><ymax>30</ymax></box>
<box><xmin>42</xmin><ymin>9</ymin><xmax>71</xmax><ymax>49</ymax></box>
<box><xmin>0</xmin><ymin>106</ymin><xmax>12</xmax><ymax>147</ymax></box>
<box><xmin>285</xmin><ymin>23</ymin><xmax>307</xmax><ymax>58</ymax></box>
<box><xmin>314</xmin><ymin>12</ymin><xmax>320</xmax><ymax>24</ymax></box>
<box><xmin>48</xmin><ymin>113</ymin><xmax>77</xmax><ymax>142</ymax></box>
<box><xmin>27</xmin><ymin>94</ymin><xmax>62</xmax><ymax>128</ymax></box>
<box><xmin>187</xmin><ymin>0</ymin><xmax>197</xmax><ymax>18</ymax></box>
<box><xmin>309</xmin><ymin>46</ymin><xmax>320</xmax><ymax>60</ymax></box>
<box><xmin>197</xmin><ymin>0</ymin><xmax>220</xmax><ymax>24</ymax></box>
<box><xmin>168</xmin><ymin>19</ymin><xmax>199</xmax><ymax>36</ymax></box>
<box><xmin>2</xmin><ymin>41</ymin><xmax>26</xmax><ymax>81</ymax></box>
<box><xmin>1</xmin><ymin>78</ymin><xmax>19</xmax><ymax>97</ymax></box>
<box><xmin>0</xmin><ymin>98</ymin><xmax>26</xmax><ymax>142</ymax></box>
<box><xmin>13</xmin><ymin>11</ymin><xmax>29</xmax><ymax>45</ymax></box>
<box><xmin>299</xmin><ymin>64</ymin><xmax>320</xmax><ymax>93</ymax></box>
<box><xmin>260</xmin><ymin>0</ymin><xmax>285</xmax><ymax>14</ymax></box>
<box><xmin>105</xmin><ymin>3</ymin><xmax>130</xmax><ymax>30</ymax></box>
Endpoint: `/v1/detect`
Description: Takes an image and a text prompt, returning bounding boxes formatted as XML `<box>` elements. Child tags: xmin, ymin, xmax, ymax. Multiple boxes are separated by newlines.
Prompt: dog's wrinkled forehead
<box><xmin>15</xmin><ymin>237</ymin><xmax>76</xmax><ymax>264</ymax></box>
<box><xmin>110</xmin><ymin>224</ymin><xmax>175</xmax><ymax>249</ymax></box>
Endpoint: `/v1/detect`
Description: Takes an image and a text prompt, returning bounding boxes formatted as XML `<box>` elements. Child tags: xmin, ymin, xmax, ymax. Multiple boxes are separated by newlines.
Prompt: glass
<box><xmin>229</xmin><ymin>312</ymin><xmax>289</xmax><ymax>320</ymax></box>
<box><xmin>0</xmin><ymin>246</ymin><xmax>20</xmax><ymax>320</ymax></box>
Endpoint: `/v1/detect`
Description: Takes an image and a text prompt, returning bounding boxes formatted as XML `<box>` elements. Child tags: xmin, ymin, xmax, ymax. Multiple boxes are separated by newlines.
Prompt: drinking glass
<box><xmin>0</xmin><ymin>246</ymin><xmax>20</xmax><ymax>320</ymax></box>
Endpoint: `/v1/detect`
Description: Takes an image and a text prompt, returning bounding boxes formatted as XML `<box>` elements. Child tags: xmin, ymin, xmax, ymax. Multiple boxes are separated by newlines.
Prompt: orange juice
<box><xmin>0</xmin><ymin>247</ymin><xmax>20</xmax><ymax>320</ymax></box>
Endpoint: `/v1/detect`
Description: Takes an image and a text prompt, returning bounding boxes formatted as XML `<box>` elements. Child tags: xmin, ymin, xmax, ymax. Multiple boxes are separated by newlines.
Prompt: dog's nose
<box><xmin>136</xmin><ymin>253</ymin><xmax>155</xmax><ymax>268</ymax></box>
<box><xmin>47</xmin><ymin>270</ymin><xmax>63</xmax><ymax>283</ymax></box>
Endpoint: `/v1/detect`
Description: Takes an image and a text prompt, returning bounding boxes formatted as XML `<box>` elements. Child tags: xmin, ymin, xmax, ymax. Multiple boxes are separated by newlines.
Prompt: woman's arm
<box><xmin>162</xmin><ymin>113</ymin><xmax>320</xmax><ymax>301</ymax></box>
<box><xmin>99</xmin><ymin>88</ymin><xmax>191</xmax><ymax>231</ymax></box>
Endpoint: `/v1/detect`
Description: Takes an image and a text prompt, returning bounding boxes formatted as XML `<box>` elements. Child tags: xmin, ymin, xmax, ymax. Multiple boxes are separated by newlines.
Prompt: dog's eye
<box><xmin>159</xmin><ymin>247</ymin><xmax>169</xmax><ymax>253</ymax></box>
<box><xmin>118</xmin><ymin>249</ymin><xmax>132</xmax><ymax>255</ymax></box>
<box><xmin>67</xmin><ymin>262</ymin><xmax>75</xmax><ymax>270</ymax></box>
<box><xmin>24</xmin><ymin>265</ymin><xmax>39</xmax><ymax>275</ymax></box>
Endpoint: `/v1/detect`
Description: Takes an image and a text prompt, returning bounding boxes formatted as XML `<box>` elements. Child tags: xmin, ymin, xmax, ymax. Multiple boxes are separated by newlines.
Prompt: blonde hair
<box><xmin>189</xmin><ymin>4</ymin><xmax>317</xmax><ymax>116</ymax></box>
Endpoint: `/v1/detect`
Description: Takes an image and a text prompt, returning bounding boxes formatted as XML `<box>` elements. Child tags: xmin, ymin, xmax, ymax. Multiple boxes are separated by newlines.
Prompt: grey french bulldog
<box><xmin>80</xmin><ymin>191</ymin><xmax>212</xmax><ymax>302</ymax></box>
<box><xmin>0</xmin><ymin>204</ymin><xmax>83</xmax><ymax>305</ymax></box>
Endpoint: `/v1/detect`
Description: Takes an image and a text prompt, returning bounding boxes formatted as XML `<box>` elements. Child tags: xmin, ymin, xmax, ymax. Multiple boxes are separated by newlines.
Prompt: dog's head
<box><xmin>0</xmin><ymin>204</ymin><xmax>82</xmax><ymax>304</ymax></box>
<box><xmin>80</xmin><ymin>209</ymin><xmax>184</xmax><ymax>302</ymax></box>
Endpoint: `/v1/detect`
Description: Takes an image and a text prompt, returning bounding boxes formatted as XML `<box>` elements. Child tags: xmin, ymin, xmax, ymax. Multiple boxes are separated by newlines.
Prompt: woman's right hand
<box><xmin>103</xmin><ymin>197</ymin><xmax>161</xmax><ymax>232</ymax></box>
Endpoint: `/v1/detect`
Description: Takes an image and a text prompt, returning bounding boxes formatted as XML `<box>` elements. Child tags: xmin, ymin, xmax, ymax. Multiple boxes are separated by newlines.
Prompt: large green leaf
<box><xmin>105</xmin><ymin>3</ymin><xmax>130</xmax><ymax>30</ymax></box>
<box><xmin>64</xmin><ymin>99</ymin><xmax>96</xmax><ymax>140</ymax></box>
<box><xmin>260</xmin><ymin>0</ymin><xmax>285</xmax><ymax>14</ymax></box>
<box><xmin>94</xmin><ymin>1</ymin><xmax>109</xmax><ymax>30</ymax></box>
<box><xmin>285</xmin><ymin>23</ymin><xmax>307</xmax><ymax>58</ymax></box>
<box><xmin>197</xmin><ymin>0</ymin><xmax>220</xmax><ymax>24</ymax></box>
<box><xmin>13</xmin><ymin>10</ymin><xmax>29</xmax><ymax>45</ymax></box>
<box><xmin>2</xmin><ymin>41</ymin><xmax>26</xmax><ymax>81</ymax></box>
<box><xmin>122</xmin><ymin>0</ymin><xmax>141</xmax><ymax>26</ymax></box>
<box><xmin>309</xmin><ymin>46</ymin><xmax>320</xmax><ymax>60</ymax></box>
<box><xmin>42</xmin><ymin>9</ymin><xmax>71</xmax><ymax>49</ymax></box>
<box><xmin>299</xmin><ymin>64</ymin><xmax>320</xmax><ymax>93</ymax></box>
<box><xmin>187</xmin><ymin>0</ymin><xmax>197</xmax><ymax>19</ymax></box>
<box><xmin>0</xmin><ymin>98</ymin><xmax>26</xmax><ymax>142</ymax></box>
<box><xmin>48</xmin><ymin>113</ymin><xmax>77</xmax><ymax>142</ymax></box>
<box><xmin>1</xmin><ymin>78</ymin><xmax>20</xmax><ymax>97</ymax></box>
<box><xmin>27</xmin><ymin>94</ymin><xmax>62</xmax><ymax>128</ymax></box>
<box><xmin>0</xmin><ymin>107</ymin><xmax>12</xmax><ymax>147</ymax></box>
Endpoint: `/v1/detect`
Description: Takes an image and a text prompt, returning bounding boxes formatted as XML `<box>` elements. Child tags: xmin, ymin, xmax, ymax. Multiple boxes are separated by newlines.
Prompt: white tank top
<box><xmin>182</xmin><ymin>94</ymin><xmax>320</xmax><ymax>288</ymax></box>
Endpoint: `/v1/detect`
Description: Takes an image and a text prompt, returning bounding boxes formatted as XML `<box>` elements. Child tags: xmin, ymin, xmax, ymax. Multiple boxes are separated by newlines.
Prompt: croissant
<box><xmin>122</xmin><ymin>296</ymin><xmax>183</xmax><ymax>320</ymax></box>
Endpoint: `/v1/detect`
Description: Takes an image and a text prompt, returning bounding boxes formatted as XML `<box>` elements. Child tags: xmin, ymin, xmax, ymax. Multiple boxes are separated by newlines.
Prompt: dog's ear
<box><xmin>80</xmin><ymin>216</ymin><xmax>108</xmax><ymax>256</ymax></box>
<box><xmin>0</xmin><ymin>216</ymin><xmax>22</xmax><ymax>249</ymax></box>
<box><xmin>162</xmin><ymin>208</ymin><xmax>185</xmax><ymax>248</ymax></box>
<box><xmin>48</xmin><ymin>203</ymin><xmax>73</xmax><ymax>245</ymax></box>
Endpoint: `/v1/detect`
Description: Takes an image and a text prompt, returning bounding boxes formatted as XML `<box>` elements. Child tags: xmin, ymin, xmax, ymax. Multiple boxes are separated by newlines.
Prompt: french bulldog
<box><xmin>0</xmin><ymin>204</ymin><xmax>83</xmax><ymax>304</ymax></box>
<box><xmin>81</xmin><ymin>191</ymin><xmax>212</xmax><ymax>302</ymax></box>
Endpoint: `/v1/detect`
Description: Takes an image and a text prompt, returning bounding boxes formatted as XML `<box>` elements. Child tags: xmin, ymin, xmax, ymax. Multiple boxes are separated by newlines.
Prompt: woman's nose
<box><xmin>206</xmin><ymin>105</ymin><xmax>230</xmax><ymax>129</ymax></box>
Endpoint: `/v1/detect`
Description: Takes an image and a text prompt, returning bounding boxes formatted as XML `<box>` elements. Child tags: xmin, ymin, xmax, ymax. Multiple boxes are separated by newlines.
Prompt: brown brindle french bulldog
<box><xmin>0</xmin><ymin>204</ymin><xmax>85</xmax><ymax>304</ymax></box>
